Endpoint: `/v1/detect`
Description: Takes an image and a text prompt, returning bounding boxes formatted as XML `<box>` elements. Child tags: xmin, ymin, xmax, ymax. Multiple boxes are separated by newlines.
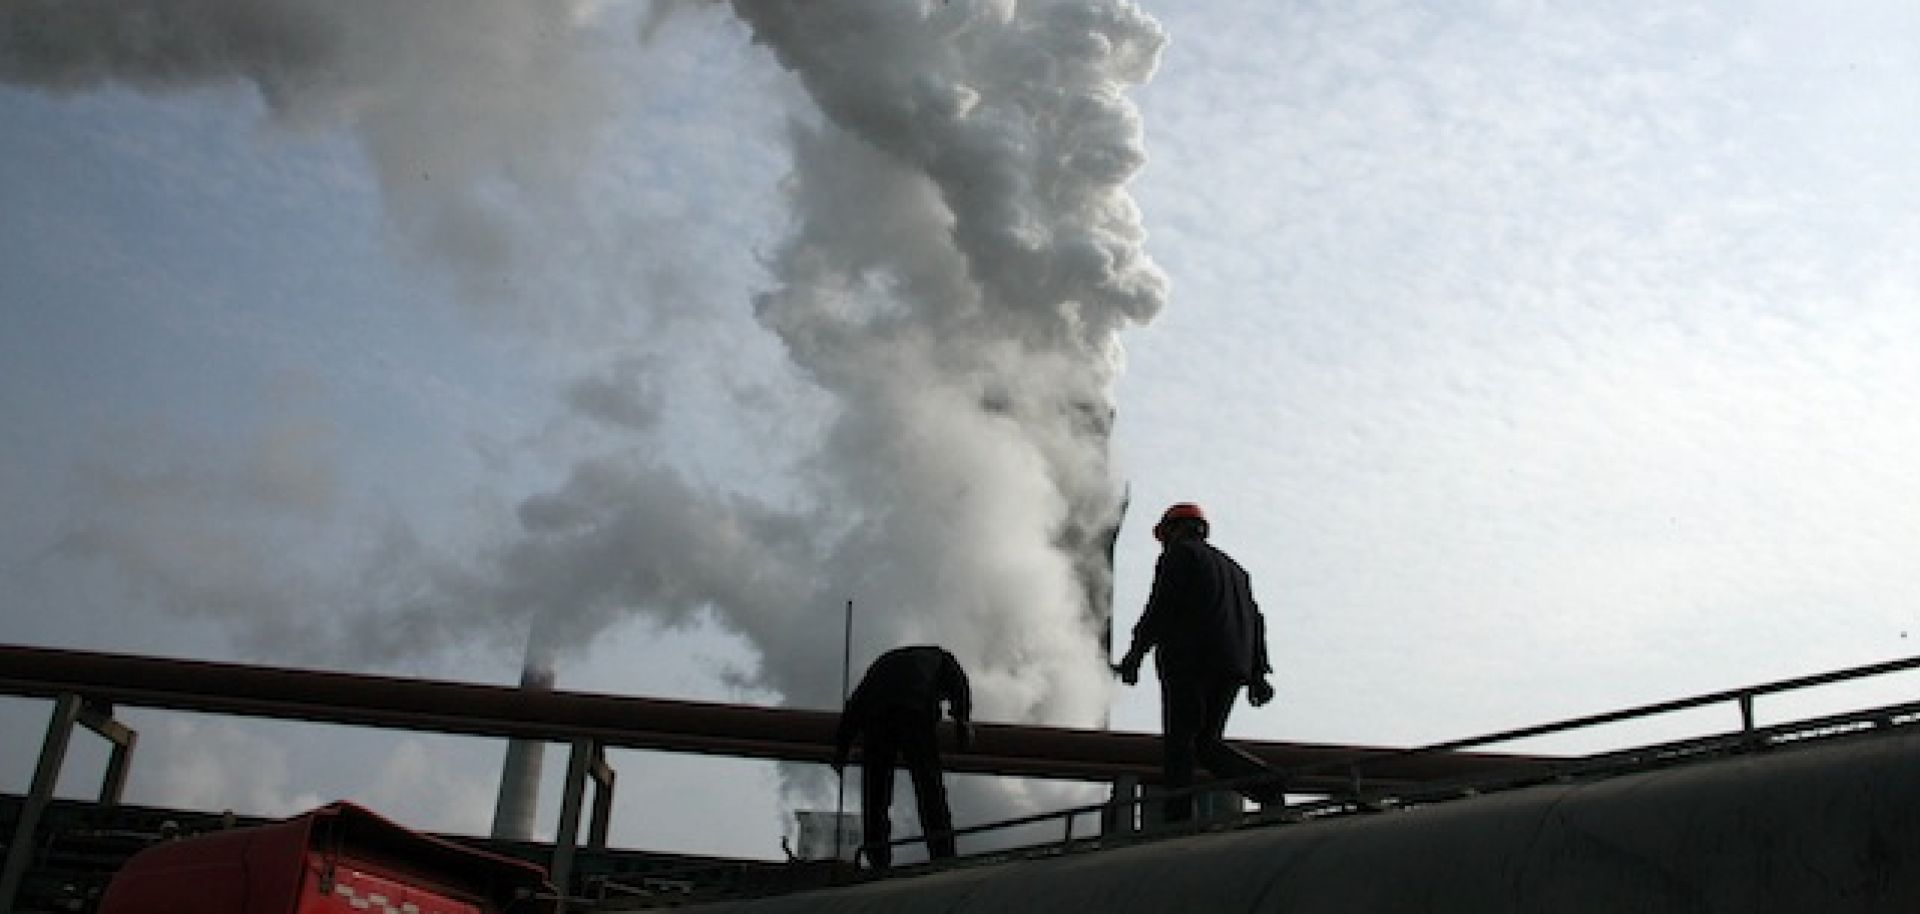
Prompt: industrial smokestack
<box><xmin>490</xmin><ymin>658</ymin><xmax>555</xmax><ymax>841</ymax></box>
<box><xmin>1076</xmin><ymin>486</ymin><xmax>1127</xmax><ymax>659</ymax></box>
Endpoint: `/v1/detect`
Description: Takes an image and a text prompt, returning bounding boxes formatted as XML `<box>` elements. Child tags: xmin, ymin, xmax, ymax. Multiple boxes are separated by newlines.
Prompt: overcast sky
<box><xmin>5</xmin><ymin>0</ymin><xmax>1920</xmax><ymax>860</ymax></box>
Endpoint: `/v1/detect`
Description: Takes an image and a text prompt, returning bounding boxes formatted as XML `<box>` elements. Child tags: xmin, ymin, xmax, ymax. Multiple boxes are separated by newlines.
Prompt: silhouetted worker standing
<box><xmin>1115</xmin><ymin>502</ymin><xmax>1286</xmax><ymax>822</ymax></box>
<box><xmin>833</xmin><ymin>645</ymin><xmax>974</xmax><ymax>869</ymax></box>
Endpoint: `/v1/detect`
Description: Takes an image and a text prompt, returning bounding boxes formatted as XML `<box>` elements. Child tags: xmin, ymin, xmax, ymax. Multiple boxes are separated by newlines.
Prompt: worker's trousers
<box><xmin>1160</xmin><ymin>672</ymin><xmax>1286</xmax><ymax>822</ymax></box>
<box><xmin>861</xmin><ymin>708</ymin><xmax>955</xmax><ymax>868</ymax></box>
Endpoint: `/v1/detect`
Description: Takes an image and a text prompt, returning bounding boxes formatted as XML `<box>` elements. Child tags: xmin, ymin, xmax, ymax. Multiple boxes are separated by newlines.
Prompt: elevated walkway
<box><xmin>0</xmin><ymin>641</ymin><xmax>1553</xmax><ymax>911</ymax></box>
<box><xmin>633</xmin><ymin>724</ymin><xmax>1920</xmax><ymax>913</ymax></box>
<box><xmin>5</xmin><ymin>646</ymin><xmax>1919</xmax><ymax>911</ymax></box>
<box><xmin>589</xmin><ymin>656</ymin><xmax>1920</xmax><ymax>910</ymax></box>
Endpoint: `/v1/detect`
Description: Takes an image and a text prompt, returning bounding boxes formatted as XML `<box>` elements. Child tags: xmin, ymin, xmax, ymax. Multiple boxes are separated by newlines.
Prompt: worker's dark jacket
<box><xmin>1132</xmin><ymin>539</ymin><xmax>1271</xmax><ymax>682</ymax></box>
<box><xmin>835</xmin><ymin>646</ymin><xmax>972</xmax><ymax>757</ymax></box>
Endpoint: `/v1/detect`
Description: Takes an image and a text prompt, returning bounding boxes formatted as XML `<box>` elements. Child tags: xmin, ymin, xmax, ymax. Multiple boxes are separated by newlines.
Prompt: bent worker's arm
<box><xmin>940</xmin><ymin>654</ymin><xmax>972</xmax><ymax>723</ymax></box>
<box><xmin>833</xmin><ymin>685</ymin><xmax>867</xmax><ymax>770</ymax></box>
<box><xmin>1247</xmin><ymin>610</ymin><xmax>1276</xmax><ymax>707</ymax></box>
<box><xmin>940</xmin><ymin>654</ymin><xmax>974</xmax><ymax>750</ymax></box>
<box><xmin>1252</xmin><ymin>608</ymin><xmax>1273</xmax><ymax>678</ymax></box>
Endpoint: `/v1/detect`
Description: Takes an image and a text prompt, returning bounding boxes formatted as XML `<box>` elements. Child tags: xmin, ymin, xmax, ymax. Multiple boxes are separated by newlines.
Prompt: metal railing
<box><xmin>11</xmin><ymin>650</ymin><xmax>1919</xmax><ymax>908</ymax></box>
<box><xmin>869</xmin><ymin>653</ymin><xmax>1920</xmax><ymax>872</ymax></box>
<box><xmin>435</xmin><ymin>653</ymin><xmax>1920</xmax><ymax>906</ymax></box>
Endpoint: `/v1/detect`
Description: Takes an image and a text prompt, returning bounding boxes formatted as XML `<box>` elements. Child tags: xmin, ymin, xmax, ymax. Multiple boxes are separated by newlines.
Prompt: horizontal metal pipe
<box><xmin>649</xmin><ymin>727</ymin><xmax>1920</xmax><ymax>914</ymax></box>
<box><xmin>0</xmin><ymin>644</ymin><xmax>1548</xmax><ymax>788</ymax></box>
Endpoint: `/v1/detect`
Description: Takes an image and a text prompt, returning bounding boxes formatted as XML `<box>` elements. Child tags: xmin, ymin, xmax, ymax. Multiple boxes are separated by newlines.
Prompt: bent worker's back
<box><xmin>844</xmin><ymin>645</ymin><xmax>972</xmax><ymax>725</ymax></box>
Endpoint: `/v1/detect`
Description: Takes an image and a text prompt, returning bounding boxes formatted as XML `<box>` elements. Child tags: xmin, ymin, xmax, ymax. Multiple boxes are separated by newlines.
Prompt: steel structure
<box><xmin>9</xmin><ymin>644</ymin><xmax>1918</xmax><ymax>911</ymax></box>
<box><xmin>635</xmin><ymin>724</ymin><xmax>1920</xmax><ymax>914</ymax></box>
<box><xmin>0</xmin><ymin>642</ymin><xmax>1550</xmax><ymax>911</ymax></box>
<box><xmin>0</xmin><ymin>644</ymin><xmax>1544</xmax><ymax>785</ymax></box>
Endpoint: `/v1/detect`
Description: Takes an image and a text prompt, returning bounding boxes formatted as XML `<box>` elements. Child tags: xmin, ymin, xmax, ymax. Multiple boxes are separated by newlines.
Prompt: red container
<box><xmin>98</xmin><ymin>802</ymin><xmax>555</xmax><ymax>914</ymax></box>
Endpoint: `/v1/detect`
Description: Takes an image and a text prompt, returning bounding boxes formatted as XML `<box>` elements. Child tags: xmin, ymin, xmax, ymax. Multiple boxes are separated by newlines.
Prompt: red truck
<box><xmin>96</xmin><ymin>802</ymin><xmax>556</xmax><ymax>914</ymax></box>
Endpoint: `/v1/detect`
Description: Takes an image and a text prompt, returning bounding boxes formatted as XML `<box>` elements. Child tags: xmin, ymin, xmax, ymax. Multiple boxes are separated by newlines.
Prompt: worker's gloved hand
<box><xmin>955</xmin><ymin>721</ymin><xmax>975</xmax><ymax>752</ymax></box>
<box><xmin>1113</xmin><ymin>651</ymin><xmax>1143</xmax><ymax>686</ymax></box>
<box><xmin>1248</xmin><ymin>677</ymin><xmax>1275</xmax><ymax>707</ymax></box>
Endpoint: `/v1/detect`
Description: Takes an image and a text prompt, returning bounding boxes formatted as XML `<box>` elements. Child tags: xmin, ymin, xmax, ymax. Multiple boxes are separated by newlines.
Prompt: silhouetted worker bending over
<box><xmin>1115</xmin><ymin>502</ymin><xmax>1286</xmax><ymax>822</ymax></box>
<box><xmin>833</xmin><ymin>645</ymin><xmax>974</xmax><ymax>869</ymax></box>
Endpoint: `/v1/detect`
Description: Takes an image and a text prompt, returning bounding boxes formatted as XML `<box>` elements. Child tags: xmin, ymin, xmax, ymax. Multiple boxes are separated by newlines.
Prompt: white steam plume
<box><xmin>725</xmin><ymin>0</ymin><xmax>1170</xmax><ymax>828</ymax></box>
<box><xmin>729</xmin><ymin>0</ymin><xmax>1167</xmax><ymax>716</ymax></box>
<box><xmin>0</xmin><ymin>0</ymin><xmax>614</xmax><ymax>293</ymax></box>
<box><xmin>19</xmin><ymin>0</ymin><xmax>1171</xmax><ymax>830</ymax></box>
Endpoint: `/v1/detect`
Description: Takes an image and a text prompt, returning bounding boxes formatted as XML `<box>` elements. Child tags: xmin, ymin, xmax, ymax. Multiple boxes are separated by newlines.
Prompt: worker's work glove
<box><xmin>954</xmin><ymin>721</ymin><xmax>975</xmax><ymax>752</ymax></box>
<box><xmin>1113</xmin><ymin>650</ymin><xmax>1144</xmax><ymax>686</ymax></box>
<box><xmin>1248</xmin><ymin>677</ymin><xmax>1275</xmax><ymax>708</ymax></box>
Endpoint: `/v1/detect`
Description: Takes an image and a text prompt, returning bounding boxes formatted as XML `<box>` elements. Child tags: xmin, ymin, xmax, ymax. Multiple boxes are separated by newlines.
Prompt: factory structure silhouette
<box><xmin>6</xmin><ymin>641</ymin><xmax>1920</xmax><ymax>912</ymax></box>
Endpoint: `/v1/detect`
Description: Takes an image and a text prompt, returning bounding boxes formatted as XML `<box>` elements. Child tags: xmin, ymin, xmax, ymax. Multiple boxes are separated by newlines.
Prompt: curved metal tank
<box><xmin>661</xmin><ymin>728</ymin><xmax>1920</xmax><ymax>914</ymax></box>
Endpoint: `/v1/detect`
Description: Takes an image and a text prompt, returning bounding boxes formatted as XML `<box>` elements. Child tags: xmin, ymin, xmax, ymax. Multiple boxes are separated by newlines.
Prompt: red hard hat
<box><xmin>1153</xmin><ymin>502</ymin><xmax>1208</xmax><ymax>541</ymax></box>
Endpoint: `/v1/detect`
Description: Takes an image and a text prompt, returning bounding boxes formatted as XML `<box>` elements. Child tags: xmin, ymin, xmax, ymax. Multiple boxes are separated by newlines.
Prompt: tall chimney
<box><xmin>490</xmin><ymin>659</ymin><xmax>555</xmax><ymax>840</ymax></box>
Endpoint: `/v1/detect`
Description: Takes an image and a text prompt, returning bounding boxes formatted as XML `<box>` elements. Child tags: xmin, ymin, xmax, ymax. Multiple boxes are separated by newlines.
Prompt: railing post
<box><xmin>1</xmin><ymin>693</ymin><xmax>83</xmax><ymax>914</ymax></box>
<box><xmin>100</xmin><ymin>735</ymin><xmax>135</xmax><ymax>809</ymax></box>
<box><xmin>551</xmin><ymin>737</ymin><xmax>594</xmax><ymax>905</ymax></box>
<box><xmin>78</xmin><ymin>701</ymin><xmax>137</xmax><ymax>809</ymax></box>
<box><xmin>1104</xmin><ymin>775</ymin><xmax>1139</xmax><ymax>836</ymax></box>
<box><xmin>1739</xmin><ymin>693</ymin><xmax>1756</xmax><ymax>734</ymax></box>
<box><xmin>587</xmin><ymin>745</ymin><xmax>615</xmax><ymax>851</ymax></box>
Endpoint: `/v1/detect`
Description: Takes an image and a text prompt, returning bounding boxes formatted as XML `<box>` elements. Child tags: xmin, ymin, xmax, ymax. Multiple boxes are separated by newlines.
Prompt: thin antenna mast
<box><xmin>834</xmin><ymin>598</ymin><xmax>854</xmax><ymax>863</ymax></box>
